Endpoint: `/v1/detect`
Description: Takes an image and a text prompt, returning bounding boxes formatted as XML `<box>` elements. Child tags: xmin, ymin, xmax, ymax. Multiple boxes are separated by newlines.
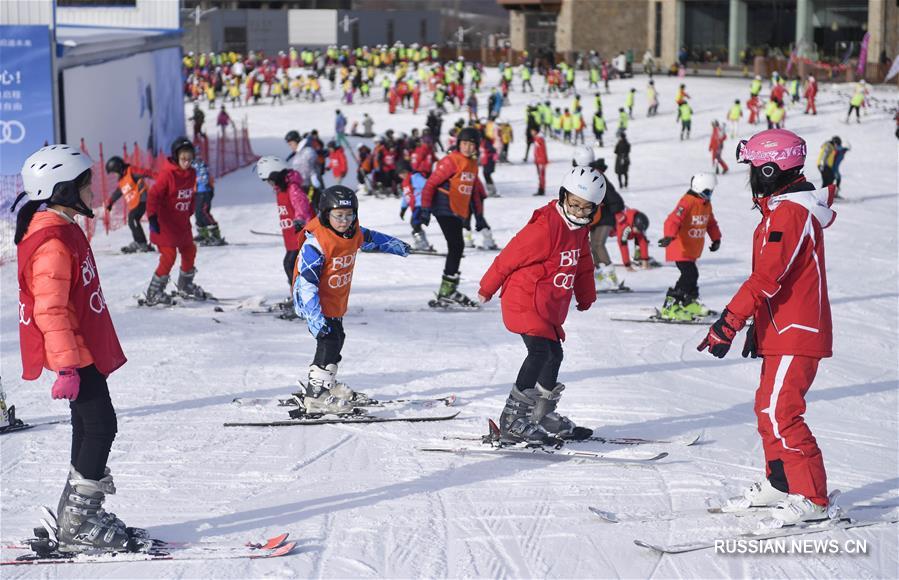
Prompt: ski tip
<box><xmin>633</xmin><ymin>539</ymin><xmax>662</xmax><ymax>552</ymax></box>
<box><xmin>686</xmin><ymin>431</ymin><xmax>703</xmax><ymax>446</ymax></box>
<box><xmin>262</xmin><ymin>541</ymin><xmax>297</xmax><ymax>558</ymax></box>
<box><xmin>488</xmin><ymin>418</ymin><xmax>500</xmax><ymax>437</ymax></box>
<box><xmin>588</xmin><ymin>506</ymin><xmax>619</xmax><ymax>523</ymax></box>
<box><xmin>258</xmin><ymin>532</ymin><xmax>289</xmax><ymax>550</ymax></box>
<box><xmin>652</xmin><ymin>452</ymin><xmax>669</xmax><ymax>461</ymax></box>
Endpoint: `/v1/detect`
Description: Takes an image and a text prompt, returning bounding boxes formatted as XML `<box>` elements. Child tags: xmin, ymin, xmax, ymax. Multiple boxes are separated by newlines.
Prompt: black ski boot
<box><xmin>498</xmin><ymin>386</ymin><xmax>563</xmax><ymax>446</ymax></box>
<box><xmin>176</xmin><ymin>268</ymin><xmax>208</xmax><ymax>300</ymax></box>
<box><xmin>143</xmin><ymin>274</ymin><xmax>173</xmax><ymax>306</ymax></box>
<box><xmin>534</xmin><ymin>383</ymin><xmax>593</xmax><ymax>440</ymax></box>
<box><xmin>56</xmin><ymin>468</ymin><xmax>152</xmax><ymax>553</ymax></box>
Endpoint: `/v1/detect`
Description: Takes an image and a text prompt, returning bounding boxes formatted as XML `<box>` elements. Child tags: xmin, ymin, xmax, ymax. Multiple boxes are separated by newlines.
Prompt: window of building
<box><xmin>654</xmin><ymin>1</ymin><xmax>662</xmax><ymax>58</ymax></box>
<box><xmin>223</xmin><ymin>26</ymin><xmax>247</xmax><ymax>54</ymax></box>
<box><xmin>420</xmin><ymin>18</ymin><xmax>428</xmax><ymax>45</ymax></box>
<box><xmin>683</xmin><ymin>1</ymin><xmax>728</xmax><ymax>63</ymax></box>
<box><xmin>352</xmin><ymin>20</ymin><xmax>360</xmax><ymax>48</ymax></box>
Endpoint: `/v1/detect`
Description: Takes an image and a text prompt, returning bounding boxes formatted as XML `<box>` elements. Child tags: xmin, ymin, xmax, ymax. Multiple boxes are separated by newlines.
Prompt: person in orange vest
<box><xmin>388</xmin><ymin>85</ymin><xmax>398</xmax><ymax>114</ymax></box>
<box><xmin>709</xmin><ymin>120</ymin><xmax>729</xmax><ymax>175</ymax></box>
<box><xmin>292</xmin><ymin>186</ymin><xmax>410</xmax><ymax>414</ymax></box>
<box><xmin>419</xmin><ymin>127</ymin><xmax>487</xmax><ymax>308</ymax></box>
<box><xmin>103</xmin><ymin>156</ymin><xmax>154</xmax><ymax>254</ymax></box>
<box><xmin>675</xmin><ymin>83</ymin><xmax>690</xmax><ymax>106</ymax></box>
<box><xmin>657</xmin><ymin>172</ymin><xmax>722</xmax><ymax>321</ymax></box>
<box><xmin>12</xmin><ymin>144</ymin><xmax>152</xmax><ymax>553</ymax></box>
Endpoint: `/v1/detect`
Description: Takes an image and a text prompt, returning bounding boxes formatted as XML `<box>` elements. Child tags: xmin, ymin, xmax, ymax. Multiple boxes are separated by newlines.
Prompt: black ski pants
<box><xmin>436</xmin><ymin>214</ymin><xmax>464</xmax><ymax>276</ymax></box>
<box><xmin>674</xmin><ymin>260</ymin><xmax>699</xmax><ymax>298</ymax></box>
<box><xmin>516</xmin><ymin>335</ymin><xmax>563</xmax><ymax>392</ymax></box>
<box><xmin>128</xmin><ymin>202</ymin><xmax>148</xmax><ymax>245</ymax></box>
<box><xmin>283</xmin><ymin>249</ymin><xmax>299</xmax><ymax>289</ymax></box>
<box><xmin>70</xmin><ymin>365</ymin><xmax>117</xmax><ymax>481</ymax></box>
<box><xmin>194</xmin><ymin>189</ymin><xmax>218</xmax><ymax>228</ymax></box>
<box><xmin>313</xmin><ymin>318</ymin><xmax>345</xmax><ymax>367</ymax></box>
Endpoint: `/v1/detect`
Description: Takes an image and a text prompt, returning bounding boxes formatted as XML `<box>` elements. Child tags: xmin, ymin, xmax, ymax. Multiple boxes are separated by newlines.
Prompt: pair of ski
<box><xmin>610</xmin><ymin>308</ymin><xmax>718</xmax><ymax>325</ymax></box>
<box><xmin>420</xmin><ymin>420</ymin><xmax>702</xmax><ymax>464</ymax></box>
<box><xmin>0</xmin><ymin>407</ymin><xmax>69</xmax><ymax>435</ymax></box>
<box><xmin>225</xmin><ymin>394</ymin><xmax>460</xmax><ymax>427</ymax></box>
<box><xmin>3</xmin><ymin>530</ymin><xmax>296</xmax><ymax>566</ymax></box>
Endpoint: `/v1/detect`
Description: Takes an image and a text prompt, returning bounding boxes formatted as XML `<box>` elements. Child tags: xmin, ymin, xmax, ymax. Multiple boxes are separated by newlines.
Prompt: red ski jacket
<box><xmin>410</xmin><ymin>143</ymin><xmax>434</xmax><ymax>175</ymax></box>
<box><xmin>327</xmin><ymin>147</ymin><xmax>348</xmax><ymax>179</ymax></box>
<box><xmin>615</xmin><ymin>208</ymin><xmax>650</xmax><ymax>266</ymax></box>
<box><xmin>479</xmin><ymin>201</ymin><xmax>595</xmax><ymax>341</ymax></box>
<box><xmin>727</xmin><ymin>184</ymin><xmax>835</xmax><ymax>358</ymax></box>
<box><xmin>663</xmin><ymin>192</ymin><xmax>721</xmax><ymax>262</ymax></box>
<box><xmin>533</xmin><ymin>134</ymin><xmax>548</xmax><ymax>165</ymax></box>
<box><xmin>147</xmin><ymin>158</ymin><xmax>196</xmax><ymax>248</ymax></box>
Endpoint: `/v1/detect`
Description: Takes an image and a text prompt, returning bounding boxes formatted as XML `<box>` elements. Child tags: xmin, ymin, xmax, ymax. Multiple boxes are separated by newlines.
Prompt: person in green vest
<box><xmin>678</xmin><ymin>101</ymin><xmax>692</xmax><ymax>140</ymax></box>
<box><xmin>589</xmin><ymin>66</ymin><xmax>599</xmax><ymax>89</ymax></box>
<box><xmin>594</xmin><ymin>93</ymin><xmax>603</xmax><ymax>117</ymax></box>
<box><xmin>571</xmin><ymin>94</ymin><xmax>581</xmax><ymax>113</ymax></box>
<box><xmin>625</xmin><ymin>87</ymin><xmax>636</xmax><ymax>118</ymax></box>
<box><xmin>764</xmin><ymin>99</ymin><xmax>778</xmax><ymax>127</ymax></box>
<box><xmin>769</xmin><ymin>101</ymin><xmax>786</xmax><ymax>128</ymax></box>
<box><xmin>551</xmin><ymin>107</ymin><xmax>562</xmax><ymax>140</ymax></box>
<box><xmin>727</xmin><ymin>99</ymin><xmax>742</xmax><ymax>137</ymax></box>
<box><xmin>789</xmin><ymin>76</ymin><xmax>801</xmax><ymax>105</ymax></box>
<box><xmin>846</xmin><ymin>89</ymin><xmax>864</xmax><ymax>123</ymax></box>
<box><xmin>617</xmin><ymin>107</ymin><xmax>629</xmax><ymax>135</ymax></box>
<box><xmin>381</xmin><ymin>75</ymin><xmax>391</xmax><ymax>101</ymax></box>
<box><xmin>750</xmin><ymin>75</ymin><xmax>762</xmax><ymax>97</ymax></box>
<box><xmin>565</xmin><ymin>66</ymin><xmax>575</xmax><ymax>93</ymax></box>
<box><xmin>435</xmin><ymin>85</ymin><xmax>447</xmax><ymax>112</ymax></box>
<box><xmin>541</xmin><ymin>101</ymin><xmax>552</xmax><ymax>133</ymax></box>
<box><xmin>520</xmin><ymin>64</ymin><xmax>532</xmax><ymax>92</ymax></box>
<box><xmin>593</xmin><ymin>111</ymin><xmax>606</xmax><ymax>147</ymax></box>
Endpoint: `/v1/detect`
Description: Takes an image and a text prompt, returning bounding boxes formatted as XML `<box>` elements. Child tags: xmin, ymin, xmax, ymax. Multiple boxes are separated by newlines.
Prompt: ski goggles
<box><xmin>329</xmin><ymin>211</ymin><xmax>356</xmax><ymax>223</ymax></box>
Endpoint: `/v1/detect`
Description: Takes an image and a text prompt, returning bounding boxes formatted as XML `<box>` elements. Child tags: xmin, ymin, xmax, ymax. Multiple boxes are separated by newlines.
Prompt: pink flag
<box><xmin>857</xmin><ymin>32</ymin><xmax>870</xmax><ymax>77</ymax></box>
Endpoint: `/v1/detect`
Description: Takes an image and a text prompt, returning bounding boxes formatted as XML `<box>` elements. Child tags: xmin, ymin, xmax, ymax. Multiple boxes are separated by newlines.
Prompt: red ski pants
<box><xmin>155</xmin><ymin>243</ymin><xmax>197</xmax><ymax>277</ymax></box>
<box><xmin>754</xmin><ymin>354</ymin><xmax>828</xmax><ymax>506</ymax></box>
<box><xmin>805</xmin><ymin>98</ymin><xmax>816</xmax><ymax>115</ymax></box>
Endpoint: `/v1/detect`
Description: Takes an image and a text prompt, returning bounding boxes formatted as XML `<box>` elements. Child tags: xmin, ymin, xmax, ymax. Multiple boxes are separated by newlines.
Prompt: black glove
<box><xmin>697</xmin><ymin>309</ymin><xmax>746</xmax><ymax>359</ymax></box>
<box><xmin>400</xmin><ymin>207</ymin><xmax>407</xmax><ymax>221</ymax></box>
<box><xmin>742</xmin><ymin>323</ymin><xmax>758</xmax><ymax>358</ymax></box>
<box><xmin>293</xmin><ymin>219</ymin><xmax>305</xmax><ymax>233</ymax></box>
<box><xmin>474</xmin><ymin>213</ymin><xmax>488</xmax><ymax>231</ymax></box>
<box><xmin>148</xmin><ymin>215</ymin><xmax>160</xmax><ymax>234</ymax></box>
<box><xmin>658</xmin><ymin>236</ymin><xmax>673</xmax><ymax>248</ymax></box>
<box><xmin>104</xmin><ymin>204</ymin><xmax>112</xmax><ymax>213</ymax></box>
<box><xmin>419</xmin><ymin>207</ymin><xmax>431</xmax><ymax>226</ymax></box>
<box><xmin>710</xmin><ymin>239</ymin><xmax>721</xmax><ymax>252</ymax></box>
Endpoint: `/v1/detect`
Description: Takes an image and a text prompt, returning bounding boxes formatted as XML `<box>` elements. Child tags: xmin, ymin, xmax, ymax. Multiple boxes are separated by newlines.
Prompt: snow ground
<box><xmin>1</xmin><ymin>68</ymin><xmax>897</xmax><ymax>578</ymax></box>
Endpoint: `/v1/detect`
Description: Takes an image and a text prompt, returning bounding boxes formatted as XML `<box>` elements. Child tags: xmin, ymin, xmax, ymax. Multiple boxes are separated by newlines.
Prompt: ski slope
<box><xmin>1</xmin><ymin>69</ymin><xmax>897</xmax><ymax>578</ymax></box>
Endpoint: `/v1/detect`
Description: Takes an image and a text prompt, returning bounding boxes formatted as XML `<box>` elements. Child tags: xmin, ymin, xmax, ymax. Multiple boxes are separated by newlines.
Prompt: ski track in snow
<box><xmin>2</xmin><ymin>68</ymin><xmax>897</xmax><ymax>578</ymax></box>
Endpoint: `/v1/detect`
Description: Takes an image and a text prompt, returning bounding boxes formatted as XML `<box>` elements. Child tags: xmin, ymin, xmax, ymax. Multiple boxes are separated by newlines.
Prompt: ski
<box><xmin>233</xmin><ymin>394</ymin><xmax>456</xmax><ymax>408</ymax></box>
<box><xmin>224</xmin><ymin>410</ymin><xmax>460</xmax><ymax>427</ymax></box>
<box><xmin>408</xmin><ymin>249</ymin><xmax>448</xmax><ymax>257</ymax></box>
<box><xmin>445</xmin><ymin>431</ymin><xmax>701</xmax><ymax>447</ymax></box>
<box><xmin>3</xmin><ymin>532</ymin><xmax>296</xmax><ymax>566</ymax></box>
<box><xmin>419</xmin><ymin>444</ymin><xmax>667</xmax><ymax>463</ymax></box>
<box><xmin>249</xmin><ymin>229</ymin><xmax>281</xmax><ymax>237</ymax></box>
<box><xmin>610</xmin><ymin>312</ymin><xmax>717</xmax><ymax>325</ymax></box>
<box><xmin>1</xmin><ymin>418</ymin><xmax>69</xmax><ymax>435</ymax></box>
<box><xmin>633</xmin><ymin>516</ymin><xmax>898</xmax><ymax>555</ymax></box>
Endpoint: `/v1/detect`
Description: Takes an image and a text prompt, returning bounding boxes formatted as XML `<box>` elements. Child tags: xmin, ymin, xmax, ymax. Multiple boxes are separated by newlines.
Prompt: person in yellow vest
<box><xmin>768</xmin><ymin>101</ymin><xmax>785</xmax><ymax>129</ymax></box>
<box><xmin>617</xmin><ymin>107</ymin><xmax>629</xmax><ymax>136</ymax></box>
<box><xmin>592</xmin><ymin>111</ymin><xmax>606</xmax><ymax>147</ymax></box>
<box><xmin>750</xmin><ymin>75</ymin><xmax>762</xmax><ymax>97</ymax></box>
<box><xmin>228</xmin><ymin>79</ymin><xmax>241</xmax><ymax>107</ymax></box>
<box><xmin>764</xmin><ymin>99</ymin><xmax>778</xmax><ymax>127</ymax></box>
<box><xmin>573</xmin><ymin>107</ymin><xmax>586</xmax><ymax>145</ymax></box>
<box><xmin>678</xmin><ymin>101</ymin><xmax>692</xmax><ymax>140</ymax></box>
<box><xmin>561</xmin><ymin>108</ymin><xmax>574</xmax><ymax>143</ymax></box>
<box><xmin>625</xmin><ymin>87</ymin><xmax>636</xmax><ymax>118</ymax></box>
<box><xmin>270</xmin><ymin>78</ymin><xmax>283</xmax><ymax>105</ymax></box>
<box><xmin>846</xmin><ymin>89</ymin><xmax>864</xmax><ymax>124</ymax></box>
<box><xmin>552</xmin><ymin>107</ymin><xmax>563</xmax><ymax>140</ymax></box>
<box><xmin>727</xmin><ymin>99</ymin><xmax>743</xmax><ymax>138</ymax></box>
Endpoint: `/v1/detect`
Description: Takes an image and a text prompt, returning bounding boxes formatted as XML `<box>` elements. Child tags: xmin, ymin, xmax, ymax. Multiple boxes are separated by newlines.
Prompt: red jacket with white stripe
<box><xmin>726</xmin><ymin>183</ymin><xmax>836</xmax><ymax>358</ymax></box>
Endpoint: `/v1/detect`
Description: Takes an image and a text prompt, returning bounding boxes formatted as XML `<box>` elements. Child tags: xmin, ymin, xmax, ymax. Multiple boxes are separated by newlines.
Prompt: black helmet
<box><xmin>831</xmin><ymin>136</ymin><xmax>841</xmax><ymax>146</ymax></box>
<box><xmin>285</xmin><ymin>130</ymin><xmax>301</xmax><ymax>143</ymax></box>
<box><xmin>318</xmin><ymin>185</ymin><xmax>359</xmax><ymax>237</ymax></box>
<box><xmin>105</xmin><ymin>156</ymin><xmax>126</xmax><ymax>176</ymax></box>
<box><xmin>457</xmin><ymin>127</ymin><xmax>480</xmax><ymax>145</ymax></box>
<box><xmin>633</xmin><ymin>211</ymin><xmax>649</xmax><ymax>233</ymax></box>
<box><xmin>170</xmin><ymin>136</ymin><xmax>195</xmax><ymax>160</ymax></box>
<box><xmin>327</xmin><ymin>140</ymin><xmax>338</xmax><ymax>149</ymax></box>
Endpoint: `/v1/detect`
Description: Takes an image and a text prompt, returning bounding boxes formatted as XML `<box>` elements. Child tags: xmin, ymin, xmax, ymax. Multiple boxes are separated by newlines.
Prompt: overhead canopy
<box><xmin>55</xmin><ymin>24</ymin><xmax>182</xmax><ymax>68</ymax></box>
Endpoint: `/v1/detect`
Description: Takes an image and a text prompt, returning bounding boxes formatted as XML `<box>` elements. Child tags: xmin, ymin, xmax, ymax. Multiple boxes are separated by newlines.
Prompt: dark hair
<box><xmin>14</xmin><ymin>168</ymin><xmax>91</xmax><ymax>244</ymax></box>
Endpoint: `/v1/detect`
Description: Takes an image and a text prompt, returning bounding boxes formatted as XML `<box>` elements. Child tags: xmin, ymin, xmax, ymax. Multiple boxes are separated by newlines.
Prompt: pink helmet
<box><xmin>737</xmin><ymin>129</ymin><xmax>806</xmax><ymax>171</ymax></box>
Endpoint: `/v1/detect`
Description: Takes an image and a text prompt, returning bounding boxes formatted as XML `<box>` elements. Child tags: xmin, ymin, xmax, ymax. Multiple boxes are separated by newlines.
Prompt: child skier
<box><xmin>193</xmin><ymin>155</ymin><xmax>225</xmax><ymax>246</ymax></box>
<box><xmin>144</xmin><ymin>137</ymin><xmax>208</xmax><ymax>305</ymax></box>
<box><xmin>398</xmin><ymin>160</ymin><xmax>434</xmax><ymax>252</ymax></box>
<box><xmin>709</xmin><ymin>120</ymin><xmax>729</xmax><ymax>174</ymax></box>
<box><xmin>292</xmin><ymin>185</ymin><xmax>410</xmax><ymax>413</ymax></box>
<box><xmin>255</xmin><ymin>156</ymin><xmax>316</xmax><ymax>291</ymax></box>
<box><xmin>585</xmin><ymin>156</ymin><xmax>625</xmax><ymax>291</ymax></box>
<box><xmin>615</xmin><ymin>207</ymin><xmax>651</xmax><ymax>271</ymax></box>
<box><xmin>419</xmin><ymin>127</ymin><xmax>488</xmax><ymax>308</ymax></box>
<box><xmin>532</xmin><ymin>128</ymin><xmax>548</xmax><ymax>196</ymax></box>
<box><xmin>478</xmin><ymin>166</ymin><xmax>602</xmax><ymax>445</ymax></box>
<box><xmin>326</xmin><ymin>141</ymin><xmax>348</xmax><ymax>185</ymax></box>
<box><xmin>678</xmin><ymin>101</ymin><xmax>693</xmax><ymax>140</ymax></box>
<box><xmin>657</xmin><ymin>172</ymin><xmax>722</xmax><ymax>320</ymax></box>
<box><xmin>103</xmin><ymin>156</ymin><xmax>154</xmax><ymax>253</ymax></box>
<box><xmin>698</xmin><ymin>128</ymin><xmax>835</xmax><ymax>526</ymax></box>
<box><xmin>614</xmin><ymin>132</ymin><xmax>630</xmax><ymax>188</ymax></box>
<box><xmin>12</xmin><ymin>144</ymin><xmax>150</xmax><ymax>553</ymax></box>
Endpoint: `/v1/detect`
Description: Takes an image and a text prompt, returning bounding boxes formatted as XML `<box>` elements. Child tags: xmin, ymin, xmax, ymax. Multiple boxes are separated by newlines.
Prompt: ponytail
<box><xmin>13</xmin><ymin>199</ymin><xmax>43</xmax><ymax>245</ymax></box>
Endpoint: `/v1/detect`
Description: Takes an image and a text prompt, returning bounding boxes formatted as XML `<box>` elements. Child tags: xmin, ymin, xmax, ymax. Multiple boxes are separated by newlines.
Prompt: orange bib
<box><xmin>119</xmin><ymin>167</ymin><xmax>148</xmax><ymax>211</ymax></box>
<box><xmin>444</xmin><ymin>152</ymin><xmax>478</xmax><ymax>219</ymax></box>
<box><xmin>298</xmin><ymin>218</ymin><xmax>364</xmax><ymax>318</ymax></box>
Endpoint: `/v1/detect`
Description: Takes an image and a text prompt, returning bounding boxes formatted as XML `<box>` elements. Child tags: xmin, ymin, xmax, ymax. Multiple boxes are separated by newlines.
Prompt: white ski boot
<box><xmin>296</xmin><ymin>365</ymin><xmax>356</xmax><ymax>415</ymax></box>
<box><xmin>477</xmin><ymin>228</ymin><xmax>499</xmax><ymax>250</ymax></box>
<box><xmin>55</xmin><ymin>468</ymin><xmax>151</xmax><ymax>553</ymax></box>
<box><xmin>724</xmin><ymin>479</ymin><xmax>789</xmax><ymax>511</ymax></box>
<box><xmin>325</xmin><ymin>363</ymin><xmax>373</xmax><ymax>405</ymax></box>
<box><xmin>769</xmin><ymin>494</ymin><xmax>829</xmax><ymax>526</ymax></box>
<box><xmin>176</xmin><ymin>268</ymin><xmax>208</xmax><ymax>300</ymax></box>
<box><xmin>463</xmin><ymin>230</ymin><xmax>475</xmax><ymax>248</ymax></box>
<box><xmin>143</xmin><ymin>274</ymin><xmax>173</xmax><ymax>306</ymax></box>
<box><xmin>412</xmin><ymin>231</ymin><xmax>435</xmax><ymax>252</ymax></box>
<box><xmin>498</xmin><ymin>386</ymin><xmax>563</xmax><ymax>446</ymax></box>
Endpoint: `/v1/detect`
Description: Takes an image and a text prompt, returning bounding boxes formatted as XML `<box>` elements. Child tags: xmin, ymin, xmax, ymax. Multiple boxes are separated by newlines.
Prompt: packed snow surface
<box><xmin>1</xmin><ymin>68</ymin><xmax>897</xmax><ymax>578</ymax></box>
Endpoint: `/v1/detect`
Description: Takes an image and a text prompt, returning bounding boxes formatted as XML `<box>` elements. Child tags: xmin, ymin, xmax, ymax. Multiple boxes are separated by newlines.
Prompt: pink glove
<box><xmin>51</xmin><ymin>368</ymin><xmax>80</xmax><ymax>401</ymax></box>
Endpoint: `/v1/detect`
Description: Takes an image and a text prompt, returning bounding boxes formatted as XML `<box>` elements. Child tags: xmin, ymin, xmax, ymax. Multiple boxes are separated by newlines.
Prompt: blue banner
<box><xmin>0</xmin><ymin>26</ymin><xmax>54</xmax><ymax>175</ymax></box>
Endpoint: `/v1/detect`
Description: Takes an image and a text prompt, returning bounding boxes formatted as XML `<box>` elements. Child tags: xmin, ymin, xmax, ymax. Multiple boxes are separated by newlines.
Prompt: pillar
<box><xmin>795</xmin><ymin>0</ymin><xmax>813</xmax><ymax>46</ymax></box>
<box><xmin>728</xmin><ymin>0</ymin><xmax>747</xmax><ymax>66</ymax></box>
<box><xmin>675</xmin><ymin>0</ymin><xmax>685</xmax><ymax>57</ymax></box>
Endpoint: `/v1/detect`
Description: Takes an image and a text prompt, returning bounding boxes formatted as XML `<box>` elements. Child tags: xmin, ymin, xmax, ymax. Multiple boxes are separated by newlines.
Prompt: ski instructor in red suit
<box><xmin>698</xmin><ymin>129</ymin><xmax>837</xmax><ymax>527</ymax></box>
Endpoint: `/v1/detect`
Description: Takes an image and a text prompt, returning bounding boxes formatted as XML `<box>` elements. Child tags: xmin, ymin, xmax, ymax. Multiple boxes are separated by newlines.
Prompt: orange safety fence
<box><xmin>0</xmin><ymin>119</ymin><xmax>257</xmax><ymax>264</ymax></box>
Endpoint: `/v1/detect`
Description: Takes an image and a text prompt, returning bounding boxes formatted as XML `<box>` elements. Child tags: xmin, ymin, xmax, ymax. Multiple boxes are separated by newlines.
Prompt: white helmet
<box><xmin>255</xmin><ymin>155</ymin><xmax>288</xmax><ymax>181</ymax></box>
<box><xmin>559</xmin><ymin>166</ymin><xmax>606</xmax><ymax>226</ymax></box>
<box><xmin>690</xmin><ymin>172</ymin><xmax>717</xmax><ymax>199</ymax></box>
<box><xmin>572</xmin><ymin>145</ymin><xmax>595</xmax><ymax>167</ymax></box>
<box><xmin>21</xmin><ymin>144</ymin><xmax>93</xmax><ymax>202</ymax></box>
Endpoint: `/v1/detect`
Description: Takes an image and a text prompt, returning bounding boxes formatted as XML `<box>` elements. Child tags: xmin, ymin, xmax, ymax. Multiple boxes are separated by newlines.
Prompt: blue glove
<box><xmin>148</xmin><ymin>215</ymin><xmax>160</xmax><ymax>234</ymax></box>
<box><xmin>419</xmin><ymin>208</ymin><xmax>431</xmax><ymax>226</ymax></box>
